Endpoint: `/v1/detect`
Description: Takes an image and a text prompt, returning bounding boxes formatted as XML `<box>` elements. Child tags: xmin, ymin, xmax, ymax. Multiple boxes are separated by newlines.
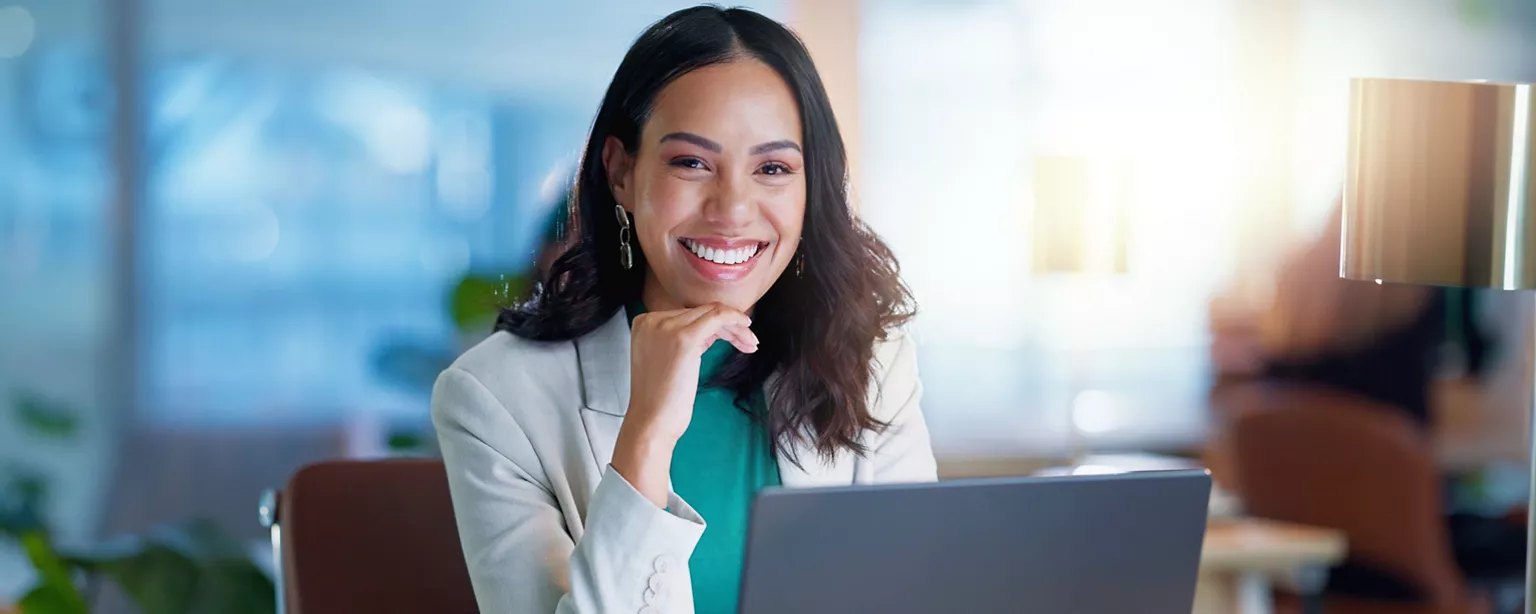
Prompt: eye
<box><xmin>670</xmin><ymin>157</ymin><xmax>708</xmax><ymax>170</ymax></box>
<box><xmin>759</xmin><ymin>162</ymin><xmax>794</xmax><ymax>176</ymax></box>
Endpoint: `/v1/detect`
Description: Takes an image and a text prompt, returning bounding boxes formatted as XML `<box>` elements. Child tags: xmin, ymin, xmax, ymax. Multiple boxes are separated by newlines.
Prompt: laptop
<box><xmin>738</xmin><ymin>470</ymin><xmax>1211</xmax><ymax>614</ymax></box>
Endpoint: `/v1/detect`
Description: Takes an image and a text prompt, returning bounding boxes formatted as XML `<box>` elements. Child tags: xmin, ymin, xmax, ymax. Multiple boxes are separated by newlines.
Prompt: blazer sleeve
<box><xmin>866</xmin><ymin>333</ymin><xmax>940</xmax><ymax>483</ymax></box>
<box><xmin>432</xmin><ymin>367</ymin><xmax>707</xmax><ymax>614</ymax></box>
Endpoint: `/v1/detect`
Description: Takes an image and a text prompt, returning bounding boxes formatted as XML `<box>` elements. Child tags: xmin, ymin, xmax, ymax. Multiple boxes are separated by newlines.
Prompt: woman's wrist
<box><xmin>611</xmin><ymin>426</ymin><xmax>677</xmax><ymax>508</ymax></box>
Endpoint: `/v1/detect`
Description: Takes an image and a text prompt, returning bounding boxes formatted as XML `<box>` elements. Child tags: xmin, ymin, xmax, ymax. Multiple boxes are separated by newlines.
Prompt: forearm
<box><xmin>610</xmin><ymin>424</ymin><xmax>677</xmax><ymax>509</ymax></box>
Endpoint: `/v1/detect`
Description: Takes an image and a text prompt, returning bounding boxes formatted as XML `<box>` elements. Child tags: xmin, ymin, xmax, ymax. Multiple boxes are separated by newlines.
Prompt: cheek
<box><xmin>765</xmin><ymin>191</ymin><xmax>807</xmax><ymax>252</ymax></box>
<box><xmin>643</xmin><ymin>178</ymin><xmax>698</xmax><ymax>209</ymax></box>
<box><xmin>634</xmin><ymin>175</ymin><xmax>702</xmax><ymax>243</ymax></box>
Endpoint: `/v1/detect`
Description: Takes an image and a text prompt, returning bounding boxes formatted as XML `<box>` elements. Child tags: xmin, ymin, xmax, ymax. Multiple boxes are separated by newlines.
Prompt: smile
<box><xmin>680</xmin><ymin>238</ymin><xmax>768</xmax><ymax>266</ymax></box>
<box><xmin>677</xmin><ymin>237</ymin><xmax>770</xmax><ymax>282</ymax></box>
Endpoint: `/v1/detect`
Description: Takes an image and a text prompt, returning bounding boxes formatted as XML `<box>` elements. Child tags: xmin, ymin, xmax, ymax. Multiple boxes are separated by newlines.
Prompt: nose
<box><xmin>703</xmin><ymin>170</ymin><xmax>755</xmax><ymax>229</ymax></box>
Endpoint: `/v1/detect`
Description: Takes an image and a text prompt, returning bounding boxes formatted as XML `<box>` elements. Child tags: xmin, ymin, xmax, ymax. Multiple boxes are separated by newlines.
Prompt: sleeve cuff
<box><xmin>587</xmin><ymin>465</ymin><xmax>706</xmax><ymax>550</ymax></box>
<box><xmin>564</xmin><ymin>467</ymin><xmax>706</xmax><ymax>612</ymax></box>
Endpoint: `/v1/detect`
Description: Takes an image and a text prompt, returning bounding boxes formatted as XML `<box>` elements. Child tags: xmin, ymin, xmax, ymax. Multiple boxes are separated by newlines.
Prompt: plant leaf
<box><xmin>58</xmin><ymin>520</ymin><xmax>277</xmax><ymax>614</ymax></box>
<box><xmin>158</xmin><ymin>520</ymin><xmax>275</xmax><ymax>614</ymax></box>
<box><xmin>449</xmin><ymin>273</ymin><xmax>531</xmax><ymax>331</ymax></box>
<box><xmin>386</xmin><ymin>430</ymin><xmax>424</xmax><ymax>452</ymax></box>
<box><xmin>17</xmin><ymin>583</ymin><xmax>89</xmax><ymax>614</ymax></box>
<box><xmin>74</xmin><ymin>519</ymin><xmax>276</xmax><ymax>614</ymax></box>
<box><xmin>18</xmin><ymin>531</ymin><xmax>89</xmax><ymax>614</ymax></box>
<box><xmin>95</xmin><ymin>544</ymin><xmax>199</xmax><ymax>614</ymax></box>
<box><xmin>194</xmin><ymin>559</ymin><xmax>276</xmax><ymax>614</ymax></box>
<box><xmin>12</xmin><ymin>394</ymin><xmax>79</xmax><ymax>440</ymax></box>
<box><xmin>12</xmin><ymin>474</ymin><xmax>47</xmax><ymax>510</ymax></box>
<box><xmin>1</xmin><ymin>471</ymin><xmax>49</xmax><ymax>537</ymax></box>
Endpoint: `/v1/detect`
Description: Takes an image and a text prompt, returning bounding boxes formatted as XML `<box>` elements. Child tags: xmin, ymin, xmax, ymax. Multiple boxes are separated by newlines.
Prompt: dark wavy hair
<box><xmin>497</xmin><ymin>5</ymin><xmax>914</xmax><ymax>462</ymax></box>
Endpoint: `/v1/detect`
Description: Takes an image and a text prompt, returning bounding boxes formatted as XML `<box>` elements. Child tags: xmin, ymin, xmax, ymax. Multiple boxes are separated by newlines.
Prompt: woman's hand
<box><xmin>611</xmin><ymin>303</ymin><xmax>758</xmax><ymax>507</ymax></box>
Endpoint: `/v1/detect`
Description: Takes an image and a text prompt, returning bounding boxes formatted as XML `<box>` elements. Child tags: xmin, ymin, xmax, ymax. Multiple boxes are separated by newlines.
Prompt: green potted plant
<box><xmin>2</xmin><ymin>393</ymin><xmax>275</xmax><ymax>614</ymax></box>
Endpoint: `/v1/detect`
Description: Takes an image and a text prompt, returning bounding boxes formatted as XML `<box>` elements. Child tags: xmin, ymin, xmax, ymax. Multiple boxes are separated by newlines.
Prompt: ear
<box><xmin>601</xmin><ymin>136</ymin><xmax>635</xmax><ymax>212</ymax></box>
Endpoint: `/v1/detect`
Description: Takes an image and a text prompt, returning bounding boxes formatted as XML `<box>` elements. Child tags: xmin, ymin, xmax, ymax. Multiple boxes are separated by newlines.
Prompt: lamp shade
<box><xmin>1342</xmin><ymin>77</ymin><xmax>1536</xmax><ymax>289</ymax></box>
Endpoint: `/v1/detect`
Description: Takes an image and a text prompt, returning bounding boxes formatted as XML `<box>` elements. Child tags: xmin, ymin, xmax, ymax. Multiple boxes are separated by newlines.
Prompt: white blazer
<box><xmin>431</xmin><ymin>310</ymin><xmax>937</xmax><ymax>614</ymax></box>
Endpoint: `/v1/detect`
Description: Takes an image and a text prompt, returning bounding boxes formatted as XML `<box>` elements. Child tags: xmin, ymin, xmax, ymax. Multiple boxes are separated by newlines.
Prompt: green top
<box><xmin>626</xmin><ymin>304</ymin><xmax>782</xmax><ymax>614</ymax></box>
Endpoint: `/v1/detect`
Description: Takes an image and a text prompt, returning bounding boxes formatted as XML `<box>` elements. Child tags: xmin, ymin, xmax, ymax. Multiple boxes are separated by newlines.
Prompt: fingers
<box><xmin>680</xmin><ymin>306</ymin><xmax>758</xmax><ymax>353</ymax></box>
<box><xmin>634</xmin><ymin>303</ymin><xmax>758</xmax><ymax>354</ymax></box>
<box><xmin>715</xmin><ymin>323</ymin><xmax>759</xmax><ymax>354</ymax></box>
<box><xmin>631</xmin><ymin>304</ymin><xmax>713</xmax><ymax>333</ymax></box>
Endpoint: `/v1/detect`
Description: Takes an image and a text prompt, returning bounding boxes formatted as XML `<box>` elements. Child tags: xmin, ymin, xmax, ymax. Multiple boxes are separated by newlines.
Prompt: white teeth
<box><xmin>684</xmin><ymin>239</ymin><xmax>760</xmax><ymax>265</ymax></box>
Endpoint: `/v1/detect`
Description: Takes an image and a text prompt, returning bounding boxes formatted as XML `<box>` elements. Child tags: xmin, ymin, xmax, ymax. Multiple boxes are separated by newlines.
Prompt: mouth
<box><xmin>679</xmin><ymin>238</ymin><xmax>769</xmax><ymax>265</ymax></box>
<box><xmin>677</xmin><ymin>237</ymin><xmax>771</xmax><ymax>282</ymax></box>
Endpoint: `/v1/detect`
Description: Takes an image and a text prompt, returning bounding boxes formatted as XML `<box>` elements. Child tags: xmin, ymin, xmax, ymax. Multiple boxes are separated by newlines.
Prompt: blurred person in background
<box><xmin>431</xmin><ymin>6</ymin><xmax>934</xmax><ymax>614</ymax></box>
<box><xmin>1210</xmin><ymin>201</ymin><xmax>1447</xmax><ymax>427</ymax></box>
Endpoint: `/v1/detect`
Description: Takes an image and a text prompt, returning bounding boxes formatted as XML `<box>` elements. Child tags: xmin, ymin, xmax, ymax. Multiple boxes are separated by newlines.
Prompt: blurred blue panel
<box><xmin>137</xmin><ymin>59</ymin><xmax>585</xmax><ymax>426</ymax></box>
<box><xmin>0</xmin><ymin>0</ymin><xmax>118</xmax><ymax>589</ymax></box>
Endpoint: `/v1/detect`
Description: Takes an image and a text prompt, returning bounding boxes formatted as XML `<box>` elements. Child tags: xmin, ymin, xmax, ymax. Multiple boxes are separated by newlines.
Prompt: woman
<box><xmin>431</xmin><ymin>6</ymin><xmax>935</xmax><ymax>614</ymax></box>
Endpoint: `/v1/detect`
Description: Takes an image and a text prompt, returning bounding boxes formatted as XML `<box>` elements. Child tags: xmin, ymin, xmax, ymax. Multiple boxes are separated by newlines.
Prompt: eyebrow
<box><xmin>750</xmin><ymin>139</ymin><xmax>802</xmax><ymax>155</ymax></box>
<box><xmin>659</xmin><ymin>132</ymin><xmax>802</xmax><ymax>155</ymax></box>
<box><xmin>660</xmin><ymin>132</ymin><xmax>722</xmax><ymax>152</ymax></box>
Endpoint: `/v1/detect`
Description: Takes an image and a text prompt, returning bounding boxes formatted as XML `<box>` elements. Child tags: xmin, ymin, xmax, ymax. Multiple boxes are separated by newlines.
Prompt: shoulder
<box><xmin>449</xmin><ymin>330</ymin><xmax>577</xmax><ymax>384</ymax></box>
<box><xmin>432</xmin><ymin>330</ymin><xmax>586</xmax><ymax>428</ymax></box>
<box><xmin>872</xmin><ymin>327</ymin><xmax>917</xmax><ymax>380</ymax></box>
<box><xmin>869</xmin><ymin>328</ymin><xmax>920</xmax><ymax>420</ymax></box>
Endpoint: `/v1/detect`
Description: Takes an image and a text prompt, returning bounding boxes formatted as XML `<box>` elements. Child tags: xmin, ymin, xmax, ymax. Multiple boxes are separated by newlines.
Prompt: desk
<box><xmin>1195</xmin><ymin>518</ymin><xmax>1347</xmax><ymax>614</ymax></box>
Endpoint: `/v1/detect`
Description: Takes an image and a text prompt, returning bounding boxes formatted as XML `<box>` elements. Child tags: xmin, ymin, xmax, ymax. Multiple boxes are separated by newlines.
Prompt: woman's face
<box><xmin>604</xmin><ymin>58</ymin><xmax>806</xmax><ymax>313</ymax></box>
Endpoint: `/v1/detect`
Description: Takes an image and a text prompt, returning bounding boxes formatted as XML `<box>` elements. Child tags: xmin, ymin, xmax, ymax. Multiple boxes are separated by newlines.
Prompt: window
<box><xmin>859</xmin><ymin>0</ymin><xmax>1239</xmax><ymax>456</ymax></box>
<box><xmin>859</xmin><ymin>0</ymin><xmax>1536</xmax><ymax>458</ymax></box>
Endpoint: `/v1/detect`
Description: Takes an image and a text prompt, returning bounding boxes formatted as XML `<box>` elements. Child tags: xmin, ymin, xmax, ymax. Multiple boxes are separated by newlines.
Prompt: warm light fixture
<box><xmin>1030</xmin><ymin>155</ymin><xmax>1132</xmax><ymax>276</ymax></box>
<box><xmin>1339</xmin><ymin>76</ymin><xmax>1534</xmax><ymax>611</ymax></box>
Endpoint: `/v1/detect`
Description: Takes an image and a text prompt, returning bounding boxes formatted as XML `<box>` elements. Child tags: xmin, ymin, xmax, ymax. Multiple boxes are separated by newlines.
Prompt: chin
<box><xmin>668</xmin><ymin>278</ymin><xmax>762</xmax><ymax>309</ymax></box>
<box><xmin>682</xmin><ymin>292</ymin><xmax>758</xmax><ymax>312</ymax></box>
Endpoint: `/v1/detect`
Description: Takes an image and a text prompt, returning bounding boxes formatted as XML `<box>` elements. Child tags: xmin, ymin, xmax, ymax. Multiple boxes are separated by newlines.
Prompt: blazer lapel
<box><xmin>575</xmin><ymin>312</ymin><xmax>631</xmax><ymax>470</ymax></box>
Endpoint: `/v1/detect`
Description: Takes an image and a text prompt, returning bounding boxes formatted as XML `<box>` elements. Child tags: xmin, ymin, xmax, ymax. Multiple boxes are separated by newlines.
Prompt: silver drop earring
<box><xmin>614</xmin><ymin>204</ymin><xmax>634</xmax><ymax>270</ymax></box>
<box><xmin>795</xmin><ymin>250</ymin><xmax>805</xmax><ymax>278</ymax></box>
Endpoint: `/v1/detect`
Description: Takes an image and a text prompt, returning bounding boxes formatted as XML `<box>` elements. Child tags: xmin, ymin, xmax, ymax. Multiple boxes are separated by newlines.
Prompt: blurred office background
<box><xmin>1</xmin><ymin>0</ymin><xmax>1532</xmax><ymax>612</ymax></box>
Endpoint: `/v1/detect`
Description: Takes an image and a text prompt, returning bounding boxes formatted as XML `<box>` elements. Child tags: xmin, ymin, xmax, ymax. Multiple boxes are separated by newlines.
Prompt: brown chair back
<box><xmin>1227</xmin><ymin>383</ymin><xmax>1469</xmax><ymax>609</ymax></box>
<box><xmin>270</xmin><ymin>459</ymin><xmax>478</xmax><ymax>613</ymax></box>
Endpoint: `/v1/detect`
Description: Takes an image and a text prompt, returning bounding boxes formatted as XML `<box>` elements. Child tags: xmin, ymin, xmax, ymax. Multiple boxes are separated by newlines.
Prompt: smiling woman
<box><xmin>430</xmin><ymin>5</ymin><xmax>934</xmax><ymax>614</ymax></box>
<box><xmin>608</xmin><ymin>58</ymin><xmax>807</xmax><ymax>309</ymax></box>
